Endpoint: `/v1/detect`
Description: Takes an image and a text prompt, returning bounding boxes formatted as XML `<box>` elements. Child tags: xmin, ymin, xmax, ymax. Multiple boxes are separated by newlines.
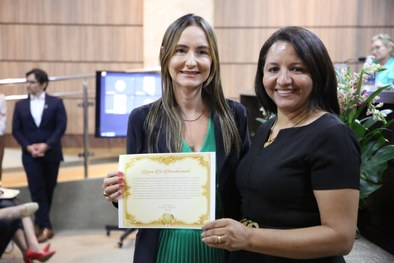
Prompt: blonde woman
<box><xmin>102</xmin><ymin>14</ymin><xmax>249</xmax><ymax>263</ymax></box>
<box><xmin>371</xmin><ymin>33</ymin><xmax>394</xmax><ymax>87</ymax></box>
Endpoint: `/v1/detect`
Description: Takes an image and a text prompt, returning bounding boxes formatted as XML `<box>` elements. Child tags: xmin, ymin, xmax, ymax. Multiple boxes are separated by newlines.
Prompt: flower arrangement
<box><xmin>336</xmin><ymin>63</ymin><xmax>394</xmax><ymax>209</ymax></box>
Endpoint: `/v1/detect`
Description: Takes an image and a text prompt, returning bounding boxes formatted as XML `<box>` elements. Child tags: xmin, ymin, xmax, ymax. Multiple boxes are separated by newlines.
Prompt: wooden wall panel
<box><xmin>214</xmin><ymin>0</ymin><xmax>394</xmax><ymax>100</ymax></box>
<box><xmin>216</xmin><ymin>29</ymin><xmax>275</xmax><ymax>63</ymax></box>
<box><xmin>0</xmin><ymin>62</ymin><xmax>142</xmax><ymax>80</ymax></box>
<box><xmin>220</xmin><ymin>65</ymin><xmax>256</xmax><ymax>100</ymax></box>
<box><xmin>0</xmin><ymin>25</ymin><xmax>143</xmax><ymax>62</ymax></box>
<box><xmin>214</xmin><ymin>0</ymin><xmax>358</xmax><ymax>27</ymax></box>
<box><xmin>0</xmin><ymin>0</ymin><xmax>143</xmax><ymax>142</ymax></box>
<box><xmin>357</xmin><ymin>0</ymin><xmax>394</xmax><ymax>26</ymax></box>
<box><xmin>0</xmin><ymin>0</ymin><xmax>142</xmax><ymax>24</ymax></box>
<box><xmin>217</xmin><ymin>28</ymin><xmax>362</xmax><ymax>64</ymax></box>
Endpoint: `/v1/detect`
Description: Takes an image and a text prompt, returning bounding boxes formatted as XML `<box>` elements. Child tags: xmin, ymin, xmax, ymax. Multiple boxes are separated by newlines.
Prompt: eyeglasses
<box><xmin>371</xmin><ymin>45</ymin><xmax>384</xmax><ymax>51</ymax></box>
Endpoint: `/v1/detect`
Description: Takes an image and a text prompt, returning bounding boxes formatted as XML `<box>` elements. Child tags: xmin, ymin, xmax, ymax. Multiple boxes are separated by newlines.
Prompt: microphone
<box><xmin>341</xmin><ymin>57</ymin><xmax>366</xmax><ymax>64</ymax></box>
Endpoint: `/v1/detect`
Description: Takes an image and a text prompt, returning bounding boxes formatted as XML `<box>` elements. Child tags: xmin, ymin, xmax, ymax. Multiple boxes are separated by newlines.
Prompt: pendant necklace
<box><xmin>264</xmin><ymin>111</ymin><xmax>311</xmax><ymax>148</ymax></box>
<box><xmin>185</xmin><ymin>124</ymin><xmax>199</xmax><ymax>152</ymax></box>
<box><xmin>183</xmin><ymin>107</ymin><xmax>207</xmax><ymax>151</ymax></box>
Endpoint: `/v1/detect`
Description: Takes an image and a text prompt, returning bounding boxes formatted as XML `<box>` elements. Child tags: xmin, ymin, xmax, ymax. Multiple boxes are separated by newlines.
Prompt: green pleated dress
<box><xmin>156</xmin><ymin>115</ymin><xmax>226</xmax><ymax>263</ymax></box>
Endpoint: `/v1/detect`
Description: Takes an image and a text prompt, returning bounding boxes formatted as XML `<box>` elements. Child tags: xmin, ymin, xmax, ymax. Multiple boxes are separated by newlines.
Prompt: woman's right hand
<box><xmin>102</xmin><ymin>171</ymin><xmax>124</xmax><ymax>203</ymax></box>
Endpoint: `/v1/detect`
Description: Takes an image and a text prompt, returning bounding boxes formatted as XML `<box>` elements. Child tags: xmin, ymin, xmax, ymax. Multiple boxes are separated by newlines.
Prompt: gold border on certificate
<box><xmin>118</xmin><ymin>152</ymin><xmax>216</xmax><ymax>229</ymax></box>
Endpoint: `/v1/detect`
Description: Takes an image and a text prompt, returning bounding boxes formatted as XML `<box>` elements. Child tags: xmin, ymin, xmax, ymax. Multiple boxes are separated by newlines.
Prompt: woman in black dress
<box><xmin>202</xmin><ymin>26</ymin><xmax>360</xmax><ymax>263</ymax></box>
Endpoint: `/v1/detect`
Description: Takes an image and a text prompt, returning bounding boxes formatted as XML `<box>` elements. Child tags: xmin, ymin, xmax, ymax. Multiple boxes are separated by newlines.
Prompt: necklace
<box><xmin>264</xmin><ymin>110</ymin><xmax>311</xmax><ymax>148</ymax></box>
<box><xmin>184</xmin><ymin>117</ymin><xmax>208</xmax><ymax>151</ymax></box>
<box><xmin>182</xmin><ymin>108</ymin><xmax>205</xmax><ymax>122</ymax></box>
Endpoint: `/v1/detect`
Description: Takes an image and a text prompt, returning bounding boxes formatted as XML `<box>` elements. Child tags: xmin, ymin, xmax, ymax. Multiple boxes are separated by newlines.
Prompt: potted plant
<box><xmin>336</xmin><ymin>63</ymin><xmax>394</xmax><ymax>209</ymax></box>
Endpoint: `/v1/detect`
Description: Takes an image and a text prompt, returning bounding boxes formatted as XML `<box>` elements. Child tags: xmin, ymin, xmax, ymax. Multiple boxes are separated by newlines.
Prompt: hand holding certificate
<box><xmin>118</xmin><ymin>152</ymin><xmax>216</xmax><ymax>229</ymax></box>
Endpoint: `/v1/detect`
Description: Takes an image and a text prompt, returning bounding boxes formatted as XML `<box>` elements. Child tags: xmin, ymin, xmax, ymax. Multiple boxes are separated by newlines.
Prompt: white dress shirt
<box><xmin>30</xmin><ymin>92</ymin><xmax>46</xmax><ymax>127</ymax></box>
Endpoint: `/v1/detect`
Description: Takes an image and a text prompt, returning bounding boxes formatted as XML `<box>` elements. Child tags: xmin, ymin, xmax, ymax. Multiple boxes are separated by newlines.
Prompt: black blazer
<box><xmin>126</xmin><ymin>99</ymin><xmax>250</xmax><ymax>263</ymax></box>
<box><xmin>12</xmin><ymin>93</ymin><xmax>67</xmax><ymax>162</ymax></box>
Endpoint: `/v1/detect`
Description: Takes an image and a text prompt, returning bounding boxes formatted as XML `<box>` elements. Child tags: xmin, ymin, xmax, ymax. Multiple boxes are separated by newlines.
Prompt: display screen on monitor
<box><xmin>95</xmin><ymin>70</ymin><xmax>161</xmax><ymax>137</ymax></box>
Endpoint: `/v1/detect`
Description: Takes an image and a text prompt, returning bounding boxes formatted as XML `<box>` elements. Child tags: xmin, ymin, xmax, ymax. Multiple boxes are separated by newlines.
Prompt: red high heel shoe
<box><xmin>24</xmin><ymin>248</ymin><xmax>56</xmax><ymax>263</ymax></box>
<box><xmin>43</xmin><ymin>243</ymin><xmax>51</xmax><ymax>252</ymax></box>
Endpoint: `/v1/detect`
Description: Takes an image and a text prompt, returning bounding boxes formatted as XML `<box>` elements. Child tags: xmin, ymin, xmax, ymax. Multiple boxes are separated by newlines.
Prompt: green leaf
<box><xmin>351</xmin><ymin>120</ymin><xmax>367</xmax><ymax>139</ymax></box>
<box><xmin>360</xmin><ymin>178</ymin><xmax>382</xmax><ymax>199</ymax></box>
<box><xmin>370</xmin><ymin>145</ymin><xmax>394</xmax><ymax>163</ymax></box>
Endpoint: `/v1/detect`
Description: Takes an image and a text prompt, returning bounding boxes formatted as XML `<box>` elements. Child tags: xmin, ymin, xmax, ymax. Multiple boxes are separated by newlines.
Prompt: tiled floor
<box><xmin>1</xmin><ymin>229</ymin><xmax>136</xmax><ymax>263</ymax></box>
<box><xmin>1</xmin><ymin>230</ymin><xmax>394</xmax><ymax>263</ymax></box>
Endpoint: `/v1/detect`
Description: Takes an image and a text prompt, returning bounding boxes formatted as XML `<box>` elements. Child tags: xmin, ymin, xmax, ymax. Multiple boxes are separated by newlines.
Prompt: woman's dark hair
<box><xmin>26</xmin><ymin>68</ymin><xmax>49</xmax><ymax>90</ymax></box>
<box><xmin>255</xmin><ymin>26</ymin><xmax>339</xmax><ymax>115</ymax></box>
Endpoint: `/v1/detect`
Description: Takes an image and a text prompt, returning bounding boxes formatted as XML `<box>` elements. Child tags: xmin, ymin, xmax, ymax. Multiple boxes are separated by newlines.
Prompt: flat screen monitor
<box><xmin>95</xmin><ymin>70</ymin><xmax>161</xmax><ymax>137</ymax></box>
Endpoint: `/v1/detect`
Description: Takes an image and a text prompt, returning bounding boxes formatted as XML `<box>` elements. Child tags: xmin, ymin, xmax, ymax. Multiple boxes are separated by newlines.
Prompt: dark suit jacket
<box><xmin>12</xmin><ymin>93</ymin><xmax>67</xmax><ymax>162</ymax></box>
<box><xmin>126</xmin><ymin>99</ymin><xmax>250</xmax><ymax>263</ymax></box>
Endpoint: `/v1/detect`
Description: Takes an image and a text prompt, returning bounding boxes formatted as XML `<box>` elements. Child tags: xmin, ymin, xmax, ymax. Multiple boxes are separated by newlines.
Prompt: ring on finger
<box><xmin>217</xmin><ymin>235</ymin><xmax>222</xmax><ymax>244</ymax></box>
<box><xmin>103</xmin><ymin>190</ymin><xmax>109</xmax><ymax>197</ymax></box>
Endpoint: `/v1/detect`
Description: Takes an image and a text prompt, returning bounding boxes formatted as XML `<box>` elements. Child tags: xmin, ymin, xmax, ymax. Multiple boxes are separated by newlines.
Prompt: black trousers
<box><xmin>0</xmin><ymin>219</ymin><xmax>20</xmax><ymax>257</ymax></box>
<box><xmin>22</xmin><ymin>156</ymin><xmax>60</xmax><ymax>229</ymax></box>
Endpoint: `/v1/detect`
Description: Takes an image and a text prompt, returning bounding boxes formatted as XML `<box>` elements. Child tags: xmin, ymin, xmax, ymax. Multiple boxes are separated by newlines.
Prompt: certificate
<box><xmin>118</xmin><ymin>152</ymin><xmax>216</xmax><ymax>229</ymax></box>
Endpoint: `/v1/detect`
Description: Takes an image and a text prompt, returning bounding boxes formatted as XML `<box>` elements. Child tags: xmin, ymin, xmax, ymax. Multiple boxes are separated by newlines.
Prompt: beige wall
<box><xmin>215</xmin><ymin>0</ymin><xmax>394</xmax><ymax>99</ymax></box>
<box><xmin>144</xmin><ymin>0</ymin><xmax>213</xmax><ymax>67</ymax></box>
<box><xmin>1</xmin><ymin>0</ymin><xmax>393</xmax><ymax>147</ymax></box>
<box><xmin>0</xmin><ymin>0</ymin><xmax>144</xmax><ymax>142</ymax></box>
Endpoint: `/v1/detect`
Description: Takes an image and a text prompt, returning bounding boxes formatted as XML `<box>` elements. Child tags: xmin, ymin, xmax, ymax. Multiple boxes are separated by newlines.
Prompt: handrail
<box><xmin>0</xmin><ymin>67</ymin><xmax>160</xmax><ymax>86</ymax></box>
<box><xmin>4</xmin><ymin>90</ymin><xmax>96</xmax><ymax>101</ymax></box>
<box><xmin>0</xmin><ymin>67</ymin><xmax>161</xmax><ymax>100</ymax></box>
<box><xmin>0</xmin><ymin>73</ymin><xmax>96</xmax><ymax>101</ymax></box>
<box><xmin>0</xmin><ymin>73</ymin><xmax>95</xmax><ymax>85</ymax></box>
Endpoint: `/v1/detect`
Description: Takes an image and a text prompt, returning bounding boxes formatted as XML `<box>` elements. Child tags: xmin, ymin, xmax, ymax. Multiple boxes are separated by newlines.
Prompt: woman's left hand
<box><xmin>201</xmin><ymin>218</ymin><xmax>251</xmax><ymax>251</ymax></box>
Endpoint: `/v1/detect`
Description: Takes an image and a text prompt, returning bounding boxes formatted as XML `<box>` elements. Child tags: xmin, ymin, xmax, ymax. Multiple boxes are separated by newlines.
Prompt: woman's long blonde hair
<box><xmin>145</xmin><ymin>13</ymin><xmax>241</xmax><ymax>155</ymax></box>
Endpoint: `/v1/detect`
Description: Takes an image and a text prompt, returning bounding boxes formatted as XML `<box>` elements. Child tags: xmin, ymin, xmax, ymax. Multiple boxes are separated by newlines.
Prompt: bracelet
<box><xmin>240</xmin><ymin>218</ymin><xmax>259</xmax><ymax>228</ymax></box>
